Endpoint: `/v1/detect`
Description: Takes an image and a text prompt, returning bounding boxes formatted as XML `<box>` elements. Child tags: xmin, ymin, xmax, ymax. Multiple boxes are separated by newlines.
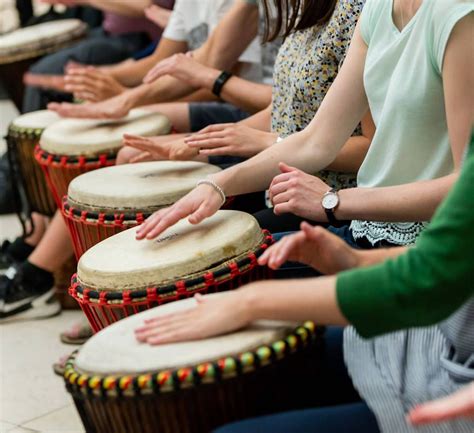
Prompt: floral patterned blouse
<box><xmin>271</xmin><ymin>0</ymin><xmax>365</xmax><ymax>189</ymax></box>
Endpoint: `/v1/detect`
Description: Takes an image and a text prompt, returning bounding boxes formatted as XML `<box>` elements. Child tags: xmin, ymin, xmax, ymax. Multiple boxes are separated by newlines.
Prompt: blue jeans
<box><xmin>214</xmin><ymin>328</ymin><xmax>379</xmax><ymax>433</ymax></box>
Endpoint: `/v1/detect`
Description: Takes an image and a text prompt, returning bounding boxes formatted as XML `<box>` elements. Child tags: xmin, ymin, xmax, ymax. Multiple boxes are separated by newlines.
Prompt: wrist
<box><xmin>240</xmin><ymin>283</ymin><xmax>264</xmax><ymax>322</ymax></box>
<box><xmin>261</xmin><ymin>132</ymin><xmax>279</xmax><ymax>150</ymax></box>
<box><xmin>202</xmin><ymin>69</ymin><xmax>222</xmax><ymax>91</ymax></box>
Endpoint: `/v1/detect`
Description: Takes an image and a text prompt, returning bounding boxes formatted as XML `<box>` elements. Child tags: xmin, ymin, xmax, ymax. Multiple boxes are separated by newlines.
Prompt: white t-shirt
<box><xmin>163</xmin><ymin>0</ymin><xmax>261</xmax><ymax>68</ymax></box>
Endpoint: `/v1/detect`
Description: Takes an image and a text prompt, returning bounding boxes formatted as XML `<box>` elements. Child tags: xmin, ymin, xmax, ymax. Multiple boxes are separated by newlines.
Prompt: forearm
<box><xmin>203</xmin><ymin>0</ymin><xmax>259</xmax><ymax>70</ymax></box>
<box><xmin>112</xmin><ymin>39</ymin><xmax>189</xmax><ymax>87</ymax></box>
<box><xmin>85</xmin><ymin>0</ymin><xmax>150</xmax><ymax>17</ymax></box>
<box><xmin>337</xmin><ymin>173</ymin><xmax>458</xmax><ymax>222</ymax></box>
<box><xmin>243</xmin><ymin>277</ymin><xmax>349</xmax><ymax>327</ymax></box>
<box><xmin>194</xmin><ymin>67</ymin><xmax>273</xmax><ymax>114</ymax></box>
<box><xmin>238</xmin><ymin>104</ymin><xmax>272</xmax><ymax>131</ymax></box>
<box><xmin>325</xmin><ymin>135</ymin><xmax>370</xmax><ymax>173</ymax></box>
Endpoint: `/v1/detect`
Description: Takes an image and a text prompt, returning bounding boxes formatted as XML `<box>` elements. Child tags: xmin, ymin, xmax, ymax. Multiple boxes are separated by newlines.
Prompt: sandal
<box><xmin>60</xmin><ymin>319</ymin><xmax>93</xmax><ymax>345</ymax></box>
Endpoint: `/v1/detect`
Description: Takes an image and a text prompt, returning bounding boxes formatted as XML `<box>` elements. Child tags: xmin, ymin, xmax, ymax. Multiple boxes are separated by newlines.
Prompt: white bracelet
<box><xmin>197</xmin><ymin>179</ymin><xmax>226</xmax><ymax>206</ymax></box>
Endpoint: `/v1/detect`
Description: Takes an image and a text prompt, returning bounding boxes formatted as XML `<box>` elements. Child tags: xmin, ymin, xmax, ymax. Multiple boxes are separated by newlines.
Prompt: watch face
<box><xmin>322</xmin><ymin>193</ymin><xmax>339</xmax><ymax>210</ymax></box>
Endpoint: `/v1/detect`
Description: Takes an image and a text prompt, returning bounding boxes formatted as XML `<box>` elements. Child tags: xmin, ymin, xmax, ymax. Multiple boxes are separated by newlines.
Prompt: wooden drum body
<box><xmin>0</xmin><ymin>20</ymin><xmax>87</xmax><ymax>110</ymax></box>
<box><xmin>6</xmin><ymin>110</ymin><xmax>61</xmax><ymax>216</ymax></box>
<box><xmin>35</xmin><ymin>110</ymin><xmax>171</xmax><ymax>208</ymax></box>
<box><xmin>64</xmin><ymin>298</ymin><xmax>323</xmax><ymax>433</ymax></box>
<box><xmin>69</xmin><ymin>211</ymin><xmax>273</xmax><ymax>331</ymax></box>
<box><xmin>62</xmin><ymin>161</ymin><xmax>221</xmax><ymax>259</ymax></box>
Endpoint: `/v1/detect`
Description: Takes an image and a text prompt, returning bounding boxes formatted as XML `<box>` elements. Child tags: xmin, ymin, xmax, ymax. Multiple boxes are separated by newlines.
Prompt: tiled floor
<box><xmin>1</xmin><ymin>99</ymin><xmax>84</xmax><ymax>433</ymax></box>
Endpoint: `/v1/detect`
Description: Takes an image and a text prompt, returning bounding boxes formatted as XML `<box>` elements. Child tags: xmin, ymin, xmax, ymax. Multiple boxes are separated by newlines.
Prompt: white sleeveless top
<box><xmin>349</xmin><ymin>0</ymin><xmax>469</xmax><ymax>246</ymax></box>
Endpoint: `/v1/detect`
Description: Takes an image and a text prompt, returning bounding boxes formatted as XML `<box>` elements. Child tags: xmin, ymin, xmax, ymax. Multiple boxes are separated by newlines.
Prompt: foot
<box><xmin>0</xmin><ymin>241</ymin><xmax>17</xmax><ymax>275</ymax></box>
<box><xmin>0</xmin><ymin>266</ymin><xmax>60</xmax><ymax>323</ymax></box>
<box><xmin>60</xmin><ymin>319</ymin><xmax>93</xmax><ymax>345</ymax></box>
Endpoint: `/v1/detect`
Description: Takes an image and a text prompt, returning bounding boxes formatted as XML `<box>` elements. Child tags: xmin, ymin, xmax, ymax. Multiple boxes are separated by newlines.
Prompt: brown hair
<box><xmin>261</xmin><ymin>0</ymin><xmax>338</xmax><ymax>41</ymax></box>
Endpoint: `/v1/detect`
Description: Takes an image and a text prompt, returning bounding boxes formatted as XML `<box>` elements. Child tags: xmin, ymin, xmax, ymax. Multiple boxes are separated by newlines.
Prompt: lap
<box><xmin>214</xmin><ymin>402</ymin><xmax>379</xmax><ymax>433</ymax></box>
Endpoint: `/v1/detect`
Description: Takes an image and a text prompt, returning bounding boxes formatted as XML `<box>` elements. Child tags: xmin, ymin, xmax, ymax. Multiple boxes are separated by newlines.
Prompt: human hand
<box><xmin>258</xmin><ymin>222</ymin><xmax>360</xmax><ymax>274</ymax></box>
<box><xmin>269</xmin><ymin>163</ymin><xmax>331</xmax><ymax>221</ymax></box>
<box><xmin>23</xmin><ymin>73</ymin><xmax>67</xmax><ymax>92</ymax></box>
<box><xmin>143</xmin><ymin>52</ymin><xmax>218</xmax><ymax>87</ymax></box>
<box><xmin>123</xmin><ymin>134</ymin><xmax>199</xmax><ymax>161</ymax></box>
<box><xmin>144</xmin><ymin>4</ymin><xmax>172</xmax><ymax>29</ymax></box>
<box><xmin>135</xmin><ymin>291</ymin><xmax>252</xmax><ymax>345</ymax></box>
<box><xmin>408</xmin><ymin>383</ymin><xmax>474</xmax><ymax>425</ymax></box>
<box><xmin>135</xmin><ymin>183</ymin><xmax>224</xmax><ymax>240</ymax></box>
<box><xmin>64</xmin><ymin>66</ymin><xmax>126</xmax><ymax>102</ymax></box>
<box><xmin>185</xmin><ymin>124</ymin><xmax>277</xmax><ymax>158</ymax></box>
<box><xmin>48</xmin><ymin>91</ymin><xmax>132</xmax><ymax>119</ymax></box>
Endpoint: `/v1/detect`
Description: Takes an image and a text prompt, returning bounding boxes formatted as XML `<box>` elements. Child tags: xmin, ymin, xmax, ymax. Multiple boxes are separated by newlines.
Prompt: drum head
<box><xmin>0</xmin><ymin>20</ymin><xmax>86</xmax><ymax>63</ymax></box>
<box><xmin>67</xmin><ymin>161</ymin><xmax>221</xmax><ymax>212</ymax></box>
<box><xmin>77</xmin><ymin>210</ymin><xmax>264</xmax><ymax>291</ymax></box>
<box><xmin>10</xmin><ymin>110</ymin><xmax>61</xmax><ymax>131</ymax></box>
<box><xmin>40</xmin><ymin>109</ymin><xmax>171</xmax><ymax>156</ymax></box>
<box><xmin>75</xmin><ymin>296</ymin><xmax>297</xmax><ymax>375</ymax></box>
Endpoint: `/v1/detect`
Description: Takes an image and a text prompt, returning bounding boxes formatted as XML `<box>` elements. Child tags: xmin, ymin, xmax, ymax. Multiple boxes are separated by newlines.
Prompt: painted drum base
<box><xmin>35</xmin><ymin>147</ymin><xmax>117</xmax><ymax>209</ymax></box>
<box><xmin>65</xmin><ymin>320</ymin><xmax>324</xmax><ymax>433</ymax></box>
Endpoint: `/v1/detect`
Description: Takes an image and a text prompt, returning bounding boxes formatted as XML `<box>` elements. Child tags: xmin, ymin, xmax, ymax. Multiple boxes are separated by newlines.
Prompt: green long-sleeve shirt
<box><xmin>336</xmin><ymin>133</ymin><xmax>474</xmax><ymax>339</ymax></box>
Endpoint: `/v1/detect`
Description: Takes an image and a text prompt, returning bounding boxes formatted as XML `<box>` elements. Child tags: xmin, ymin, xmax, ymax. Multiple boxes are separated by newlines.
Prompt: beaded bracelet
<box><xmin>197</xmin><ymin>179</ymin><xmax>226</xmax><ymax>206</ymax></box>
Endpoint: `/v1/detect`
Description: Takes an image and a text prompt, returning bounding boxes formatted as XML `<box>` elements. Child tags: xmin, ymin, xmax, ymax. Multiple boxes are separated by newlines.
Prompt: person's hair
<box><xmin>261</xmin><ymin>0</ymin><xmax>338</xmax><ymax>41</ymax></box>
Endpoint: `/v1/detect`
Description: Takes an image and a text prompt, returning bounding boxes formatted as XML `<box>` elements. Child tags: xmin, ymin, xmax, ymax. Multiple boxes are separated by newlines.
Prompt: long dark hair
<box><xmin>261</xmin><ymin>0</ymin><xmax>338</xmax><ymax>41</ymax></box>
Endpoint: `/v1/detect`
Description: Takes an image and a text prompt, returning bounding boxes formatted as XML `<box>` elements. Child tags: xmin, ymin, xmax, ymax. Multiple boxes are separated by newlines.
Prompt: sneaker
<box><xmin>0</xmin><ymin>241</ymin><xmax>17</xmax><ymax>275</ymax></box>
<box><xmin>0</xmin><ymin>266</ymin><xmax>61</xmax><ymax>323</ymax></box>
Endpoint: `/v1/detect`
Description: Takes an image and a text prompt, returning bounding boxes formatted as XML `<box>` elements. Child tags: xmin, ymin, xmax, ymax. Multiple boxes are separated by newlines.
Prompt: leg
<box><xmin>215</xmin><ymin>328</ymin><xmax>378</xmax><ymax>433</ymax></box>
<box><xmin>23</xmin><ymin>31</ymin><xmax>148</xmax><ymax>112</ymax></box>
<box><xmin>214</xmin><ymin>403</ymin><xmax>379</xmax><ymax>433</ymax></box>
<box><xmin>28</xmin><ymin>211</ymin><xmax>73</xmax><ymax>273</ymax></box>
<box><xmin>145</xmin><ymin>102</ymin><xmax>192</xmax><ymax>132</ymax></box>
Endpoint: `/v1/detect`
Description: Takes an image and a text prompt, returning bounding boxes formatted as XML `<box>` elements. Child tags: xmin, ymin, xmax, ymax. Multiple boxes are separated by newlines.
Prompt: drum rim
<box><xmin>34</xmin><ymin>145</ymin><xmax>117</xmax><ymax>165</ymax></box>
<box><xmin>63</xmin><ymin>196</ymin><xmax>156</xmax><ymax>223</ymax></box>
<box><xmin>64</xmin><ymin>321</ymin><xmax>320</xmax><ymax>396</ymax></box>
<box><xmin>8</xmin><ymin>124</ymin><xmax>46</xmax><ymax>138</ymax></box>
<box><xmin>70</xmin><ymin>230</ymin><xmax>273</xmax><ymax>300</ymax></box>
<box><xmin>0</xmin><ymin>21</ymin><xmax>87</xmax><ymax>64</ymax></box>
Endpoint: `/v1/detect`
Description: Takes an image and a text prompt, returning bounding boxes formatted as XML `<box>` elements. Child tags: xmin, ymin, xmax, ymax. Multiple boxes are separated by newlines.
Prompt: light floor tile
<box><xmin>0</xmin><ymin>215</ymin><xmax>22</xmax><ymax>241</ymax></box>
<box><xmin>8</xmin><ymin>428</ymin><xmax>38</xmax><ymax>433</ymax></box>
<box><xmin>21</xmin><ymin>405</ymin><xmax>84</xmax><ymax>433</ymax></box>
<box><xmin>1</xmin><ymin>311</ymin><xmax>84</xmax><ymax>426</ymax></box>
<box><xmin>0</xmin><ymin>421</ymin><xmax>17</xmax><ymax>432</ymax></box>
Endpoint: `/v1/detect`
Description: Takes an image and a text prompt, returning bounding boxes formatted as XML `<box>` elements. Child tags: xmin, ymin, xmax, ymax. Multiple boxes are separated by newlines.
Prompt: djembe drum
<box><xmin>62</xmin><ymin>161</ymin><xmax>221</xmax><ymax>259</ymax></box>
<box><xmin>69</xmin><ymin>210</ymin><xmax>273</xmax><ymax>331</ymax></box>
<box><xmin>35</xmin><ymin>110</ymin><xmax>171</xmax><ymax>207</ymax></box>
<box><xmin>64</xmin><ymin>296</ymin><xmax>322</xmax><ymax>433</ymax></box>
<box><xmin>6</xmin><ymin>110</ymin><xmax>60</xmax><ymax>216</ymax></box>
<box><xmin>0</xmin><ymin>19</ymin><xmax>86</xmax><ymax>110</ymax></box>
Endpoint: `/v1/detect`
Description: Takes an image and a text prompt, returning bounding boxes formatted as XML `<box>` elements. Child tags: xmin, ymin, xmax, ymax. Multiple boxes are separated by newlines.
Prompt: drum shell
<box><xmin>70</xmin><ymin>262</ymin><xmax>272</xmax><ymax>333</ymax></box>
<box><xmin>67</xmin><ymin>343</ymin><xmax>322</xmax><ymax>433</ymax></box>
<box><xmin>62</xmin><ymin>200</ymin><xmax>149</xmax><ymax>260</ymax></box>
<box><xmin>7</xmin><ymin>128</ymin><xmax>56</xmax><ymax>216</ymax></box>
<box><xmin>35</xmin><ymin>147</ymin><xmax>117</xmax><ymax>209</ymax></box>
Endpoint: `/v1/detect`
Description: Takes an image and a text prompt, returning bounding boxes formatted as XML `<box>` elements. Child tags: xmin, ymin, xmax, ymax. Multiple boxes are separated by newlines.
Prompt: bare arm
<box><xmin>212</xmin><ymin>22</ymin><xmax>370</xmax><ymax>195</ymax></box>
<box><xmin>325</xmin><ymin>110</ymin><xmax>375</xmax><ymax>172</ymax></box>
<box><xmin>334</xmin><ymin>14</ymin><xmax>473</xmax><ymax>223</ymax></box>
<box><xmin>42</xmin><ymin>0</ymin><xmax>151</xmax><ymax>17</ymax></box>
<box><xmin>109</xmin><ymin>39</ymin><xmax>188</xmax><ymax>87</ymax></box>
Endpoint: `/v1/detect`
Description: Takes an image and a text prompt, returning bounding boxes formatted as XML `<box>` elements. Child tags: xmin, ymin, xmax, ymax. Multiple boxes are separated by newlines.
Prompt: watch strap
<box><xmin>212</xmin><ymin>71</ymin><xmax>233</xmax><ymax>97</ymax></box>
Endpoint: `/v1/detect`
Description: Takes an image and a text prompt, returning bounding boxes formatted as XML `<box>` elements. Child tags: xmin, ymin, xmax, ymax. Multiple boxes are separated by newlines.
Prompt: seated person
<box><xmin>22</xmin><ymin>0</ymin><xmax>175</xmax><ymax>112</ymax></box>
